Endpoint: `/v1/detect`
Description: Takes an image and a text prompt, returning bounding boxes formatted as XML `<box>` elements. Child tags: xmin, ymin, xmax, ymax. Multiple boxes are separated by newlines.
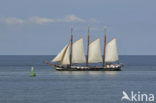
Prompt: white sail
<box><xmin>105</xmin><ymin>38</ymin><xmax>119</xmax><ymax>62</ymax></box>
<box><xmin>72</xmin><ymin>38</ymin><xmax>86</xmax><ymax>63</ymax></box>
<box><xmin>88</xmin><ymin>38</ymin><xmax>103</xmax><ymax>63</ymax></box>
<box><xmin>51</xmin><ymin>44</ymin><xmax>68</xmax><ymax>62</ymax></box>
<box><xmin>61</xmin><ymin>45</ymin><xmax>70</xmax><ymax>65</ymax></box>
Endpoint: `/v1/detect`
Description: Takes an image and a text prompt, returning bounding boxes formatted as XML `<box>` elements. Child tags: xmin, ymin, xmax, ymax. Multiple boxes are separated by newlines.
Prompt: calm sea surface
<box><xmin>0</xmin><ymin>55</ymin><xmax>156</xmax><ymax>103</ymax></box>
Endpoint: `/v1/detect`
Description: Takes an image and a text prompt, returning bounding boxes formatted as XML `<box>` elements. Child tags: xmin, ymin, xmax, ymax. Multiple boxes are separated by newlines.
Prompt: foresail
<box><xmin>72</xmin><ymin>38</ymin><xmax>86</xmax><ymax>63</ymax></box>
<box><xmin>88</xmin><ymin>38</ymin><xmax>103</xmax><ymax>63</ymax></box>
<box><xmin>105</xmin><ymin>38</ymin><xmax>119</xmax><ymax>63</ymax></box>
<box><xmin>61</xmin><ymin>45</ymin><xmax>70</xmax><ymax>65</ymax></box>
<box><xmin>51</xmin><ymin>44</ymin><xmax>68</xmax><ymax>62</ymax></box>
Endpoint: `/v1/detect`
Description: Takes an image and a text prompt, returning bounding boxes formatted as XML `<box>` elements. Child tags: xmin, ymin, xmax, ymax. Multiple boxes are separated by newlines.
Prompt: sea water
<box><xmin>0</xmin><ymin>55</ymin><xmax>156</xmax><ymax>103</ymax></box>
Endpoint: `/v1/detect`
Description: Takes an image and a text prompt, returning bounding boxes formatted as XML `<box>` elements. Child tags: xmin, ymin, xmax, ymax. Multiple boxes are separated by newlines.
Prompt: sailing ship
<box><xmin>44</xmin><ymin>28</ymin><xmax>123</xmax><ymax>71</ymax></box>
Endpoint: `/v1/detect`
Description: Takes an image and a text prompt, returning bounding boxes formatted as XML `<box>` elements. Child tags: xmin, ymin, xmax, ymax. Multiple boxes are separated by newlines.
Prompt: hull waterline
<box><xmin>54</xmin><ymin>64</ymin><xmax>123</xmax><ymax>71</ymax></box>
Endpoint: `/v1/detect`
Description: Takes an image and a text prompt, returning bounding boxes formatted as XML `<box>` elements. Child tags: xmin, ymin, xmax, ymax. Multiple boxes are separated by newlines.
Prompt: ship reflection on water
<box><xmin>54</xmin><ymin>70</ymin><xmax>119</xmax><ymax>76</ymax></box>
<box><xmin>55</xmin><ymin>71</ymin><xmax>86</xmax><ymax>76</ymax></box>
<box><xmin>104</xmin><ymin>71</ymin><xmax>119</xmax><ymax>75</ymax></box>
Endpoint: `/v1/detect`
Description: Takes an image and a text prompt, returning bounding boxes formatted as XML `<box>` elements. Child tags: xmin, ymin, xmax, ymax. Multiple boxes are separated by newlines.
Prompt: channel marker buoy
<box><xmin>29</xmin><ymin>66</ymin><xmax>36</xmax><ymax>77</ymax></box>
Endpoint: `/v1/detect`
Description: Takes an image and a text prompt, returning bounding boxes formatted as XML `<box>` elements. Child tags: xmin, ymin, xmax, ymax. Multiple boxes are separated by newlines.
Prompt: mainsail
<box><xmin>105</xmin><ymin>38</ymin><xmax>119</xmax><ymax>63</ymax></box>
<box><xmin>88</xmin><ymin>38</ymin><xmax>103</xmax><ymax>63</ymax></box>
<box><xmin>72</xmin><ymin>38</ymin><xmax>86</xmax><ymax>63</ymax></box>
<box><xmin>51</xmin><ymin>44</ymin><xmax>68</xmax><ymax>62</ymax></box>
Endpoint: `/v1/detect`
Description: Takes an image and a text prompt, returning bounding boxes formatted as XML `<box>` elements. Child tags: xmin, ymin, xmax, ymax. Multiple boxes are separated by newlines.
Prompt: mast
<box><xmin>103</xmin><ymin>27</ymin><xmax>107</xmax><ymax>67</ymax></box>
<box><xmin>70</xmin><ymin>28</ymin><xmax>73</xmax><ymax>66</ymax></box>
<box><xmin>86</xmin><ymin>26</ymin><xmax>90</xmax><ymax>66</ymax></box>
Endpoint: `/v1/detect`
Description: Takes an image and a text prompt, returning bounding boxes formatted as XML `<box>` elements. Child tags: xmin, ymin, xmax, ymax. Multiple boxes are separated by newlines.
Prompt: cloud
<box><xmin>29</xmin><ymin>16</ymin><xmax>54</xmax><ymax>24</ymax></box>
<box><xmin>0</xmin><ymin>17</ymin><xmax>24</xmax><ymax>24</ymax></box>
<box><xmin>29</xmin><ymin>15</ymin><xmax>85</xmax><ymax>24</ymax></box>
<box><xmin>0</xmin><ymin>15</ymin><xmax>99</xmax><ymax>25</ymax></box>
<box><xmin>88</xmin><ymin>18</ymin><xmax>99</xmax><ymax>23</ymax></box>
<box><xmin>56</xmin><ymin>14</ymin><xmax>85</xmax><ymax>23</ymax></box>
<box><xmin>91</xmin><ymin>26</ymin><xmax>107</xmax><ymax>31</ymax></box>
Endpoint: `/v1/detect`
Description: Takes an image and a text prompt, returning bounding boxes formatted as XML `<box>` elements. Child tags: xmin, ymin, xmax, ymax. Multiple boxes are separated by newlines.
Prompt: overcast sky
<box><xmin>0</xmin><ymin>0</ymin><xmax>156</xmax><ymax>55</ymax></box>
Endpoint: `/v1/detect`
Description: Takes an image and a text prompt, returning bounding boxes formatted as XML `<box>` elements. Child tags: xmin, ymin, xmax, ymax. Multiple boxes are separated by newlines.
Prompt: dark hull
<box><xmin>56</xmin><ymin>68</ymin><xmax>121</xmax><ymax>71</ymax></box>
<box><xmin>54</xmin><ymin>64</ymin><xmax>123</xmax><ymax>71</ymax></box>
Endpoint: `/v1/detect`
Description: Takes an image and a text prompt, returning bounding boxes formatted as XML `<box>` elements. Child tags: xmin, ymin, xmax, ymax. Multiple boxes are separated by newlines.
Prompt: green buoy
<box><xmin>30</xmin><ymin>66</ymin><xmax>36</xmax><ymax>77</ymax></box>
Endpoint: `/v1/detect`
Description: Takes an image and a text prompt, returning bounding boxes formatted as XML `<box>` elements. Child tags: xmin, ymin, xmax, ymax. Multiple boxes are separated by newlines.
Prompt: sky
<box><xmin>0</xmin><ymin>0</ymin><xmax>156</xmax><ymax>55</ymax></box>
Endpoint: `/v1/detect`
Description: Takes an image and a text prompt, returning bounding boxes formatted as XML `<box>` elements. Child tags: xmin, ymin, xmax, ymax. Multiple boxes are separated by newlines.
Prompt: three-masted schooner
<box><xmin>44</xmin><ymin>28</ymin><xmax>123</xmax><ymax>71</ymax></box>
